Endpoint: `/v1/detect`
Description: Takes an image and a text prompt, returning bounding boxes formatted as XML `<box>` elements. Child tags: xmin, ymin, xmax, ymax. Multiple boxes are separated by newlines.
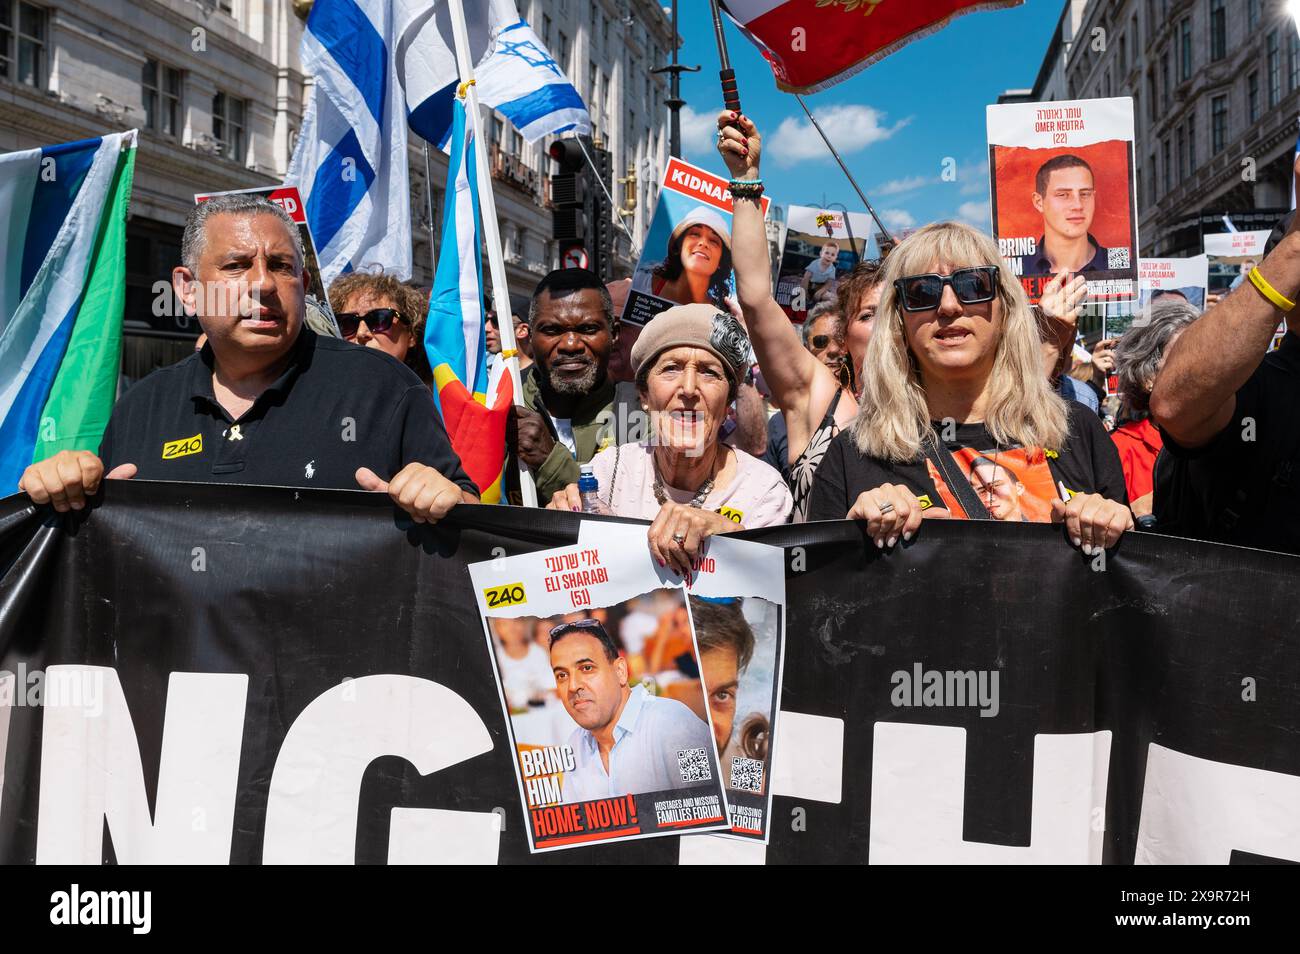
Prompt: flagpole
<box><xmin>422</xmin><ymin>140</ymin><xmax>438</xmax><ymax>278</ymax></box>
<box><xmin>447</xmin><ymin>0</ymin><xmax>537</xmax><ymax>508</ymax></box>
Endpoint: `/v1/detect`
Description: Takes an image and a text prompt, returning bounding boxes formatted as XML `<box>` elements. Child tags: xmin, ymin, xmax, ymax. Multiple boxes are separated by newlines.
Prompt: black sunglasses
<box><xmin>894</xmin><ymin>266</ymin><xmax>999</xmax><ymax>312</ymax></box>
<box><xmin>337</xmin><ymin>307</ymin><xmax>405</xmax><ymax>338</ymax></box>
<box><xmin>810</xmin><ymin>334</ymin><xmax>832</xmax><ymax>350</ymax></box>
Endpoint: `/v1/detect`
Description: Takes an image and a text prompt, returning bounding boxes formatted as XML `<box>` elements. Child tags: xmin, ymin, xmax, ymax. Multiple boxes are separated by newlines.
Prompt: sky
<box><xmin>669</xmin><ymin>0</ymin><xmax>1063</xmax><ymax>248</ymax></box>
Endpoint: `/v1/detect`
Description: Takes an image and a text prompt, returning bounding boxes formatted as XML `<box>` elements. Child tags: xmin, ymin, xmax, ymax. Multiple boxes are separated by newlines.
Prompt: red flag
<box><xmin>433</xmin><ymin>365</ymin><xmax>514</xmax><ymax>503</ymax></box>
<box><xmin>725</xmin><ymin>0</ymin><xmax>1022</xmax><ymax>94</ymax></box>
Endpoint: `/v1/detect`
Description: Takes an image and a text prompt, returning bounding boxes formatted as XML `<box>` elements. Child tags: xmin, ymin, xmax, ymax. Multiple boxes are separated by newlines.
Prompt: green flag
<box><xmin>32</xmin><ymin>138</ymin><xmax>136</xmax><ymax>461</ymax></box>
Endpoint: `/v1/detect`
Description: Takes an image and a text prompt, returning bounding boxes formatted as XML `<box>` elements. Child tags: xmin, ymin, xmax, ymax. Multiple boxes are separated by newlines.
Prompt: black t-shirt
<box><xmin>808</xmin><ymin>400</ymin><xmax>1126</xmax><ymax>522</ymax></box>
<box><xmin>1153</xmin><ymin>331</ymin><xmax>1300</xmax><ymax>554</ymax></box>
<box><xmin>99</xmin><ymin>328</ymin><xmax>474</xmax><ymax>493</ymax></box>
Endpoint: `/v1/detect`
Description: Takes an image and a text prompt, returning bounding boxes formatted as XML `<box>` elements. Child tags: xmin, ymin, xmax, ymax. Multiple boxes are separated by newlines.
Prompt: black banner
<box><xmin>1</xmin><ymin>481</ymin><xmax>1298</xmax><ymax>864</ymax></box>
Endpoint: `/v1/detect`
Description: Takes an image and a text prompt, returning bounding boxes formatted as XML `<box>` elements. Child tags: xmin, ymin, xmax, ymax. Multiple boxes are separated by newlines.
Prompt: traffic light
<box><xmin>588</xmin><ymin>144</ymin><xmax>614</xmax><ymax>280</ymax></box>
<box><xmin>548</xmin><ymin>139</ymin><xmax>591</xmax><ymax>269</ymax></box>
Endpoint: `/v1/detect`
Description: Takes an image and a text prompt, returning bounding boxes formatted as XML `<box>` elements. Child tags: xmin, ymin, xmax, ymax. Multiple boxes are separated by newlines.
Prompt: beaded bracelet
<box><xmin>729</xmin><ymin>178</ymin><xmax>764</xmax><ymax>199</ymax></box>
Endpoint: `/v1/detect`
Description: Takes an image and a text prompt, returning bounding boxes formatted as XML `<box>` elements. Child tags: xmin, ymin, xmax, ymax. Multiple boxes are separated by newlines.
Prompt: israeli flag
<box><xmin>397</xmin><ymin>0</ymin><xmax>513</xmax><ymax>151</ymax></box>
<box><xmin>287</xmin><ymin>0</ymin><xmax>412</xmax><ymax>286</ymax></box>
<box><xmin>475</xmin><ymin>18</ymin><xmax>592</xmax><ymax>144</ymax></box>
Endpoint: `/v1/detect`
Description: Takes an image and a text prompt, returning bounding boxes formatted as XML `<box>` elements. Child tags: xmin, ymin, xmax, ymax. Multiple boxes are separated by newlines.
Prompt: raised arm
<box><xmin>1150</xmin><ymin>167</ymin><xmax>1300</xmax><ymax>448</ymax></box>
<box><xmin>716</xmin><ymin>110</ymin><xmax>854</xmax><ymax>463</ymax></box>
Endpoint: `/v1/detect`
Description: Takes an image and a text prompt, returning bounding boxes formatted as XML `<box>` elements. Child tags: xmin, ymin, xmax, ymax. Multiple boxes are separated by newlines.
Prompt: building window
<box><xmin>542</xmin><ymin>14</ymin><xmax>551</xmax><ymax>47</ymax></box>
<box><xmin>1247</xmin><ymin>0</ymin><xmax>1259</xmax><ymax>31</ymax></box>
<box><xmin>1268</xmin><ymin>31</ymin><xmax>1281</xmax><ymax>107</ymax></box>
<box><xmin>1248</xmin><ymin>71</ymin><xmax>1260</xmax><ymax>122</ymax></box>
<box><xmin>1211</xmin><ymin>94</ymin><xmax>1227</xmax><ymax>153</ymax></box>
<box><xmin>143</xmin><ymin>59</ymin><xmax>182</xmax><ymax>137</ymax></box>
<box><xmin>1210</xmin><ymin>0</ymin><xmax>1226</xmax><ymax>62</ymax></box>
<box><xmin>1179</xmin><ymin>19</ymin><xmax>1191</xmax><ymax>82</ymax></box>
<box><xmin>1291</xmin><ymin>32</ymin><xmax>1300</xmax><ymax>92</ymax></box>
<box><xmin>1148</xmin><ymin>151</ymin><xmax>1157</xmax><ymax>205</ymax></box>
<box><xmin>588</xmin><ymin>61</ymin><xmax>597</xmax><ymax>102</ymax></box>
<box><xmin>1119</xmin><ymin>33</ymin><xmax>1127</xmax><ymax>74</ymax></box>
<box><xmin>212</xmin><ymin>91</ymin><xmax>246</xmax><ymax>163</ymax></box>
<box><xmin>1188</xmin><ymin>111</ymin><xmax>1196</xmax><ymax>173</ymax></box>
<box><xmin>1160</xmin><ymin>51</ymin><xmax>1170</xmax><ymax>111</ymax></box>
<box><xmin>1148</xmin><ymin>73</ymin><xmax>1158</xmax><ymax>122</ymax></box>
<box><xmin>0</xmin><ymin>1</ymin><xmax>48</xmax><ymax>89</ymax></box>
<box><xmin>558</xmin><ymin>31</ymin><xmax>569</xmax><ymax>73</ymax></box>
<box><xmin>1162</xmin><ymin>138</ymin><xmax>1171</xmax><ymax>195</ymax></box>
<box><xmin>1177</xmin><ymin>123</ymin><xmax>1186</xmax><ymax>180</ymax></box>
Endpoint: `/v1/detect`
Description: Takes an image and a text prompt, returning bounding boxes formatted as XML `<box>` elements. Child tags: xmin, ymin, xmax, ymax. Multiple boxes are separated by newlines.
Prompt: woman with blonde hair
<box><xmin>808</xmin><ymin>221</ymin><xmax>1131</xmax><ymax>554</ymax></box>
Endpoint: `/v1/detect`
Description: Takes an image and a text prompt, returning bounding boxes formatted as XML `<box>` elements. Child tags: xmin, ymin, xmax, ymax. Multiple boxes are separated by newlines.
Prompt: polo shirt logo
<box><xmin>161</xmin><ymin>434</ymin><xmax>203</xmax><ymax>460</ymax></box>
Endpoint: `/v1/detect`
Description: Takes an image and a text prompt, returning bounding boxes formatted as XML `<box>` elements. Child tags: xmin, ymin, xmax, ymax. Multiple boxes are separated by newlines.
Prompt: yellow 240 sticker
<box><xmin>483</xmin><ymin>582</ymin><xmax>527</xmax><ymax>608</ymax></box>
<box><xmin>162</xmin><ymin>434</ymin><xmax>203</xmax><ymax>460</ymax></box>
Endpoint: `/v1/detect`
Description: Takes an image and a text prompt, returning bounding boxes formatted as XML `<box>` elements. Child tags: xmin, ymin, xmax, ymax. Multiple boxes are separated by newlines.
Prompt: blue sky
<box><xmin>671</xmin><ymin>0</ymin><xmax>1062</xmax><ymax>248</ymax></box>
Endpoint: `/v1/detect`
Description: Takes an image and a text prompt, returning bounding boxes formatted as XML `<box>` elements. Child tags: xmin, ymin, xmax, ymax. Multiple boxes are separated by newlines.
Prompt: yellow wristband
<box><xmin>1247</xmin><ymin>267</ymin><xmax>1296</xmax><ymax>312</ymax></box>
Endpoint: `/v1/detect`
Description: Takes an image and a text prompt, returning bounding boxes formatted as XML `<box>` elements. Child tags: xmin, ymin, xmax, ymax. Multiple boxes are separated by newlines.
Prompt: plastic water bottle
<box><xmin>578</xmin><ymin>464</ymin><xmax>604</xmax><ymax>514</ymax></box>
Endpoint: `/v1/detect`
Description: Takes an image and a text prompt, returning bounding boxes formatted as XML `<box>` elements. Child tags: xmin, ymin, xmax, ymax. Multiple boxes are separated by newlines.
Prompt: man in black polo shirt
<box><xmin>1150</xmin><ymin>194</ymin><xmax>1300</xmax><ymax>554</ymax></box>
<box><xmin>19</xmin><ymin>194</ymin><xmax>476</xmax><ymax>522</ymax></box>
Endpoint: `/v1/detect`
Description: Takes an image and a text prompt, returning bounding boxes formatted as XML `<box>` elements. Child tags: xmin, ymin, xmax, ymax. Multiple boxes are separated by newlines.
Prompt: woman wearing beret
<box><xmin>548</xmin><ymin>303</ymin><xmax>792</xmax><ymax>576</ymax></box>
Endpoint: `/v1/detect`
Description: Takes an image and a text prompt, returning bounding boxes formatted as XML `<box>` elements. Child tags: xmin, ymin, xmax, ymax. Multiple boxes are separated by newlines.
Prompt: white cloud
<box><xmin>679</xmin><ymin>105</ymin><xmax>719</xmax><ymax>155</ymax></box>
<box><xmin>959</xmin><ymin>159</ymin><xmax>991</xmax><ymax>196</ymax></box>
<box><xmin>770</xmin><ymin>105</ymin><xmax>910</xmax><ymax>166</ymax></box>
<box><xmin>956</xmin><ymin>200</ymin><xmax>990</xmax><ymax>225</ymax></box>
<box><xmin>874</xmin><ymin>175</ymin><xmax>931</xmax><ymax>197</ymax></box>
<box><xmin>881</xmin><ymin>208</ymin><xmax>916</xmax><ymax>229</ymax></box>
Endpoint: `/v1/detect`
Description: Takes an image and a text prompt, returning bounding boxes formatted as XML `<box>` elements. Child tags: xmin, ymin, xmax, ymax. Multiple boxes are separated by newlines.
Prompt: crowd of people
<box><xmin>17</xmin><ymin>109</ymin><xmax>1300</xmax><ymax>576</ymax></box>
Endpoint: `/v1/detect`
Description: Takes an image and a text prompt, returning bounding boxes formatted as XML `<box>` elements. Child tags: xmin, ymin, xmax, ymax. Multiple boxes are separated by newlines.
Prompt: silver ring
<box><xmin>878</xmin><ymin>501</ymin><xmax>895</xmax><ymax>515</ymax></box>
<box><xmin>673</xmin><ymin>532</ymin><xmax>687</xmax><ymax>544</ymax></box>
<box><xmin>717</xmin><ymin>129</ymin><xmax>726</xmax><ymax>143</ymax></box>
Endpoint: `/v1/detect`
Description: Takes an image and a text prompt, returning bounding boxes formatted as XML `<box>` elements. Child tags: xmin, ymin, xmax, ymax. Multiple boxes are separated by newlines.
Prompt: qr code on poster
<box><xmin>1107</xmin><ymin>246</ymin><xmax>1131</xmax><ymax>269</ymax></box>
<box><xmin>677</xmin><ymin>747</ymin><xmax>712</xmax><ymax>782</ymax></box>
<box><xmin>730</xmin><ymin>756</ymin><xmax>764</xmax><ymax>793</ymax></box>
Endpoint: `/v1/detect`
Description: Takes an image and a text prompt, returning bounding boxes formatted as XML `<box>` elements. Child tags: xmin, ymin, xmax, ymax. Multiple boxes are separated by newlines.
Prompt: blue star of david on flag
<box><xmin>475</xmin><ymin>19</ymin><xmax>591</xmax><ymax>144</ymax></box>
<box><xmin>499</xmin><ymin>36</ymin><xmax>563</xmax><ymax>78</ymax></box>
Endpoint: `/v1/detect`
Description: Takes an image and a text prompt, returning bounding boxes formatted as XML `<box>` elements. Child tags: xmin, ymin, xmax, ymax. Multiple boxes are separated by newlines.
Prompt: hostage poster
<box><xmin>1204</xmin><ymin>230</ymin><xmax>1270</xmax><ymax>295</ymax></box>
<box><xmin>1137</xmin><ymin>255</ymin><xmax>1208</xmax><ymax>309</ymax></box>
<box><xmin>776</xmin><ymin>205</ymin><xmax>872</xmax><ymax>323</ymax></box>
<box><xmin>987</xmin><ymin>97</ymin><xmax>1139</xmax><ymax>303</ymax></box>
<box><xmin>468</xmin><ymin>538</ymin><xmax>730</xmax><ymax>851</ymax></box>
<box><xmin>578</xmin><ymin>524</ymin><xmax>787</xmax><ymax>842</ymax></box>
<box><xmin>195</xmin><ymin>185</ymin><xmax>329</xmax><ymax>303</ymax></box>
<box><xmin>624</xmin><ymin>157</ymin><xmax>770</xmax><ymax>327</ymax></box>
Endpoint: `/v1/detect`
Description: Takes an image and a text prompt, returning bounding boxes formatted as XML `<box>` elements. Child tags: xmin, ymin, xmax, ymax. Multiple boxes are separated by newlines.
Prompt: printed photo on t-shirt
<box><xmin>926</xmin><ymin>446</ymin><xmax>1059</xmax><ymax>522</ymax></box>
